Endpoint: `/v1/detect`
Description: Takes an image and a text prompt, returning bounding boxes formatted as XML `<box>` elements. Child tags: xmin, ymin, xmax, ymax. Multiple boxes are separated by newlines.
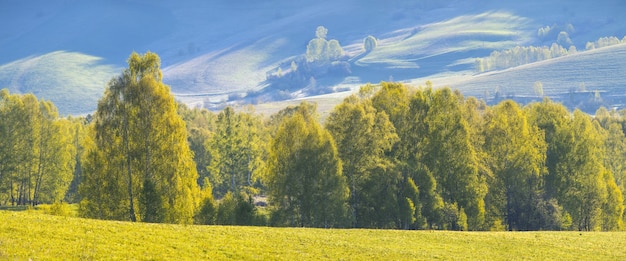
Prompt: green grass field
<box><xmin>0</xmin><ymin>210</ymin><xmax>624</xmax><ymax>260</ymax></box>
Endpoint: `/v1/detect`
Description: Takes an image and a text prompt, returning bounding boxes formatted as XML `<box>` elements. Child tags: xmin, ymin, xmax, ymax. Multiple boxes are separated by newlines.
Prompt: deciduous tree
<box><xmin>266</xmin><ymin>102</ymin><xmax>349</xmax><ymax>228</ymax></box>
<box><xmin>79</xmin><ymin>52</ymin><xmax>201</xmax><ymax>224</ymax></box>
<box><xmin>326</xmin><ymin>94</ymin><xmax>399</xmax><ymax>228</ymax></box>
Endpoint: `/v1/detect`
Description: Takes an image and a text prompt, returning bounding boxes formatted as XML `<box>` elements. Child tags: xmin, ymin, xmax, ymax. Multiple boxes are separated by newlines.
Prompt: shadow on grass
<box><xmin>0</xmin><ymin>205</ymin><xmax>30</xmax><ymax>212</ymax></box>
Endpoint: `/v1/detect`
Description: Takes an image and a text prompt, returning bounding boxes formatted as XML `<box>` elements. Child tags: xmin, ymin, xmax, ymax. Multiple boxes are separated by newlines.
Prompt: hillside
<box><xmin>1</xmin><ymin>210</ymin><xmax>625</xmax><ymax>260</ymax></box>
<box><xmin>0</xmin><ymin>0</ymin><xmax>625</xmax><ymax>114</ymax></box>
<box><xmin>0</xmin><ymin>51</ymin><xmax>120</xmax><ymax>114</ymax></box>
<box><xmin>416</xmin><ymin>43</ymin><xmax>626</xmax><ymax>112</ymax></box>
<box><xmin>251</xmin><ymin>43</ymin><xmax>626</xmax><ymax>116</ymax></box>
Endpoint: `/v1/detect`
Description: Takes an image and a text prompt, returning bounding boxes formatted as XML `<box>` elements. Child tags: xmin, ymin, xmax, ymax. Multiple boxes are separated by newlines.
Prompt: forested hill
<box><xmin>1</xmin><ymin>0</ymin><xmax>625</xmax><ymax>114</ymax></box>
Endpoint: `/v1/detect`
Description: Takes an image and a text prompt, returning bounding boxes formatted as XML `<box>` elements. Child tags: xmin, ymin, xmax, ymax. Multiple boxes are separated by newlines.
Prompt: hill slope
<box><xmin>418</xmin><ymin>43</ymin><xmax>626</xmax><ymax>98</ymax></box>
<box><xmin>1</xmin><ymin>210</ymin><xmax>625</xmax><ymax>260</ymax></box>
<box><xmin>0</xmin><ymin>0</ymin><xmax>625</xmax><ymax>114</ymax></box>
<box><xmin>252</xmin><ymin>43</ymin><xmax>626</xmax><ymax>116</ymax></box>
<box><xmin>0</xmin><ymin>51</ymin><xmax>120</xmax><ymax>114</ymax></box>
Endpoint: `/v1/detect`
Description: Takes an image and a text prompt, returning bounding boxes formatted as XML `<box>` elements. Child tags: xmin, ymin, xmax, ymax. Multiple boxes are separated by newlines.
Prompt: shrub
<box><xmin>39</xmin><ymin>202</ymin><xmax>73</xmax><ymax>217</ymax></box>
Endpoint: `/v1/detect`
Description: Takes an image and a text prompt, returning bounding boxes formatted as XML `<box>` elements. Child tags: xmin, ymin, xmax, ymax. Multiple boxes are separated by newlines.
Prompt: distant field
<box><xmin>1</xmin><ymin>210</ymin><xmax>625</xmax><ymax>260</ymax></box>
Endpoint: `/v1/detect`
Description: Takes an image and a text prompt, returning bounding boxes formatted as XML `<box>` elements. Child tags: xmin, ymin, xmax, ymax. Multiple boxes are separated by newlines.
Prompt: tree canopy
<box><xmin>2</xmin><ymin>50</ymin><xmax>623</xmax><ymax>231</ymax></box>
<box><xmin>79</xmin><ymin>52</ymin><xmax>201</xmax><ymax>224</ymax></box>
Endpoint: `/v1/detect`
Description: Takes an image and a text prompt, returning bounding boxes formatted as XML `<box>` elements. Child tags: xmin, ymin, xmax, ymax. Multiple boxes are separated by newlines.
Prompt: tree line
<box><xmin>475</xmin><ymin>35</ymin><xmax>626</xmax><ymax>73</ymax></box>
<box><xmin>1</xmin><ymin>52</ymin><xmax>624</xmax><ymax>231</ymax></box>
<box><xmin>0</xmin><ymin>89</ymin><xmax>81</xmax><ymax>206</ymax></box>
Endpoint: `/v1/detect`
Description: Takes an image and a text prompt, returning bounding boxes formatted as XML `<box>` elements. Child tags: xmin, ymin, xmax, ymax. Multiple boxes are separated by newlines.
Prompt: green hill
<box><xmin>1</xmin><ymin>210</ymin><xmax>624</xmax><ymax>260</ymax></box>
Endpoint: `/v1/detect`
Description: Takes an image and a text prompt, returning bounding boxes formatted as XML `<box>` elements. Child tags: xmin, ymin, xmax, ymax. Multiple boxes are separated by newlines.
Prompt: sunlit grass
<box><xmin>1</xmin><ymin>210</ymin><xmax>625</xmax><ymax>260</ymax></box>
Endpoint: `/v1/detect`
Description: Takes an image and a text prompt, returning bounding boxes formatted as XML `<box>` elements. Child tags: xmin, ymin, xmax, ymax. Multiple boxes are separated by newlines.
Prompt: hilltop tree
<box><xmin>363</xmin><ymin>35</ymin><xmax>377</xmax><ymax>53</ymax></box>
<box><xmin>266</xmin><ymin>102</ymin><xmax>349</xmax><ymax>228</ymax></box>
<box><xmin>327</xmin><ymin>39</ymin><xmax>345</xmax><ymax>61</ymax></box>
<box><xmin>79</xmin><ymin>52</ymin><xmax>201</xmax><ymax>224</ymax></box>
<box><xmin>533</xmin><ymin>81</ymin><xmax>544</xmax><ymax>97</ymax></box>
<box><xmin>315</xmin><ymin>26</ymin><xmax>328</xmax><ymax>39</ymax></box>
<box><xmin>306</xmin><ymin>26</ymin><xmax>345</xmax><ymax>63</ymax></box>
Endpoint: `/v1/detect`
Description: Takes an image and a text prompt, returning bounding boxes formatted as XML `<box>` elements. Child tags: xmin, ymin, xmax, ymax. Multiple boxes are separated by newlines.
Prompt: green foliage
<box><xmin>177</xmin><ymin>103</ymin><xmax>216</xmax><ymax>188</ymax></box>
<box><xmin>325</xmin><ymin>94</ymin><xmax>399</xmax><ymax>228</ymax></box>
<box><xmin>37</xmin><ymin>202</ymin><xmax>74</xmax><ymax>217</ymax></box>
<box><xmin>421</xmin><ymin>88</ymin><xmax>486</xmax><ymax>230</ymax></box>
<box><xmin>79</xmin><ymin>52</ymin><xmax>201</xmax><ymax>224</ymax></box>
<box><xmin>266</xmin><ymin>102</ymin><xmax>349</xmax><ymax>228</ymax></box>
<box><xmin>441</xmin><ymin>202</ymin><xmax>468</xmax><ymax>231</ymax></box>
<box><xmin>206</xmin><ymin>106</ymin><xmax>266</xmax><ymax>197</ymax></box>
<box><xmin>0</xmin><ymin>89</ymin><xmax>77</xmax><ymax>206</ymax></box>
<box><xmin>216</xmin><ymin>192</ymin><xmax>265</xmax><ymax>226</ymax></box>
<box><xmin>369</xmin><ymin>83</ymin><xmax>488</xmax><ymax>230</ymax></box>
<box><xmin>195</xmin><ymin>178</ymin><xmax>217</xmax><ymax>225</ymax></box>
<box><xmin>3</xmin><ymin>73</ymin><xmax>626</xmax><ymax>232</ymax></box>
<box><xmin>483</xmin><ymin>100</ymin><xmax>547</xmax><ymax>230</ymax></box>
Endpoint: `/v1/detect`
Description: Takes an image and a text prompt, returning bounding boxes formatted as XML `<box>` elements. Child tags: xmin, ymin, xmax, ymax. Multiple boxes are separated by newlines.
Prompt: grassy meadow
<box><xmin>0</xmin><ymin>210</ymin><xmax>625</xmax><ymax>260</ymax></box>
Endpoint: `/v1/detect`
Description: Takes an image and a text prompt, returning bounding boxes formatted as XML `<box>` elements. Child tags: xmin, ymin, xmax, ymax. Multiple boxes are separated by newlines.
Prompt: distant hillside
<box><xmin>0</xmin><ymin>51</ymin><xmax>120</xmax><ymax>114</ymax></box>
<box><xmin>252</xmin><ymin>43</ymin><xmax>626</xmax><ymax>116</ymax></box>
<box><xmin>425</xmin><ymin>43</ymin><xmax>626</xmax><ymax>112</ymax></box>
<box><xmin>0</xmin><ymin>0</ymin><xmax>624</xmax><ymax>114</ymax></box>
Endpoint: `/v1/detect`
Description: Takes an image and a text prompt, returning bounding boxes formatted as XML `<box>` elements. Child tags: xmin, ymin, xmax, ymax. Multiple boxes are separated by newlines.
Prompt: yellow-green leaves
<box><xmin>80</xmin><ymin>52</ymin><xmax>200</xmax><ymax>224</ymax></box>
<box><xmin>326</xmin><ymin>94</ymin><xmax>399</xmax><ymax>228</ymax></box>
<box><xmin>206</xmin><ymin>107</ymin><xmax>266</xmax><ymax>197</ymax></box>
<box><xmin>0</xmin><ymin>90</ymin><xmax>77</xmax><ymax>207</ymax></box>
<box><xmin>266</xmin><ymin>102</ymin><xmax>349</xmax><ymax>228</ymax></box>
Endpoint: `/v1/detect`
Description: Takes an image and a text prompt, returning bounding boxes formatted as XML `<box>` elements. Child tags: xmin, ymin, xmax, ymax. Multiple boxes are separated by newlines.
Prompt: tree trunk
<box><xmin>124</xmin><ymin>115</ymin><xmax>137</xmax><ymax>222</ymax></box>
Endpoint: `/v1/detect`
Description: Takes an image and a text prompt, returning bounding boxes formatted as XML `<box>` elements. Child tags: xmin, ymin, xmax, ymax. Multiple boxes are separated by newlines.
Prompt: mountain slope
<box><xmin>423</xmin><ymin>43</ymin><xmax>626</xmax><ymax>99</ymax></box>
<box><xmin>0</xmin><ymin>0</ymin><xmax>624</xmax><ymax>115</ymax></box>
<box><xmin>0</xmin><ymin>51</ymin><xmax>120</xmax><ymax>114</ymax></box>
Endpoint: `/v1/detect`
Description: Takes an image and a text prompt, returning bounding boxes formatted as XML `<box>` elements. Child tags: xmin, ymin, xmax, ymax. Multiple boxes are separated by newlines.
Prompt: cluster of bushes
<box><xmin>196</xmin><ymin>192</ymin><xmax>267</xmax><ymax>226</ymax></box>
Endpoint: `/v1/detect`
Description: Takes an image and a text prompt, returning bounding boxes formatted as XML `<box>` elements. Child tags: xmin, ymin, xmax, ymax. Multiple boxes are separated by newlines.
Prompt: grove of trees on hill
<box><xmin>474</xmin><ymin>35</ymin><xmax>626</xmax><ymax>73</ymax></box>
<box><xmin>1</xmin><ymin>52</ymin><xmax>624</xmax><ymax>231</ymax></box>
